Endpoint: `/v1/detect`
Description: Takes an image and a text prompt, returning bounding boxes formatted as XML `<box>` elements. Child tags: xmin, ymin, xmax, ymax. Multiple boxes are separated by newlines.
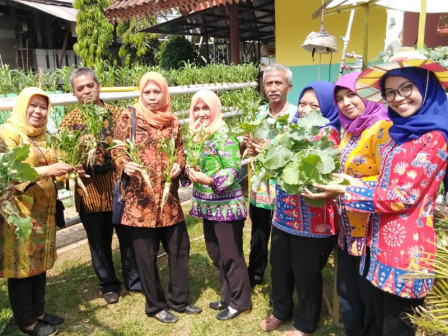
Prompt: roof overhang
<box><xmin>106</xmin><ymin>0</ymin><xmax>248</xmax><ymax>23</ymax></box>
<box><xmin>7</xmin><ymin>0</ymin><xmax>77</xmax><ymax>22</ymax></box>
<box><xmin>142</xmin><ymin>0</ymin><xmax>274</xmax><ymax>41</ymax></box>
<box><xmin>315</xmin><ymin>0</ymin><xmax>448</xmax><ymax>18</ymax></box>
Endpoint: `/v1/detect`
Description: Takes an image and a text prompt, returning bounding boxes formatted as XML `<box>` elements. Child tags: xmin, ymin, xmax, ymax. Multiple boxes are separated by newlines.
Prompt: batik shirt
<box><xmin>344</xmin><ymin>131</ymin><xmax>448</xmax><ymax>298</ymax></box>
<box><xmin>338</xmin><ymin>120</ymin><xmax>392</xmax><ymax>256</ymax></box>
<box><xmin>272</xmin><ymin>126</ymin><xmax>341</xmax><ymax>238</ymax></box>
<box><xmin>188</xmin><ymin>127</ymin><xmax>247</xmax><ymax>221</ymax></box>
<box><xmin>249</xmin><ymin>102</ymin><xmax>297</xmax><ymax>210</ymax></box>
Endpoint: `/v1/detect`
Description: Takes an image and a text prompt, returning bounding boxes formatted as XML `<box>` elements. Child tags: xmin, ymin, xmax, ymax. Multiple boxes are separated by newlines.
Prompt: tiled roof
<box><xmin>105</xmin><ymin>0</ymin><xmax>246</xmax><ymax>23</ymax></box>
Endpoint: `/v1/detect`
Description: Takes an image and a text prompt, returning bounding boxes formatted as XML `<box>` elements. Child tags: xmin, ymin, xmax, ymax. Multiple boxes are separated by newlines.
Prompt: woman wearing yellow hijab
<box><xmin>0</xmin><ymin>87</ymin><xmax>75</xmax><ymax>336</ymax></box>
<box><xmin>113</xmin><ymin>72</ymin><xmax>200</xmax><ymax>324</ymax></box>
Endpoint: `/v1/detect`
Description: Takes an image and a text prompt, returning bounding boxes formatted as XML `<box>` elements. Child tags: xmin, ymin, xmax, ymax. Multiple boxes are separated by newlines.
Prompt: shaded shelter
<box><xmin>105</xmin><ymin>0</ymin><xmax>275</xmax><ymax>64</ymax></box>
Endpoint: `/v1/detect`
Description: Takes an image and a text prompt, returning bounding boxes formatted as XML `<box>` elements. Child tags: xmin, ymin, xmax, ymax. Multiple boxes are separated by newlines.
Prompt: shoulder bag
<box><xmin>112</xmin><ymin>107</ymin><xmax>136</xmax><ymax>225</ymax></box>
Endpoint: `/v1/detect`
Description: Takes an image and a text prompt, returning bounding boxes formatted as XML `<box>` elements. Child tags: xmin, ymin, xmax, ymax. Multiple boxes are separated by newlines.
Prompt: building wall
<box><xmin>0</xmin><ymin>7</ymin><xmax>17</xmax><ymax>68</ymax></box>
<box><xmin>275</xmin><ymin>1</ymin><xmax>387</xmax><ymax>104</ymax></box>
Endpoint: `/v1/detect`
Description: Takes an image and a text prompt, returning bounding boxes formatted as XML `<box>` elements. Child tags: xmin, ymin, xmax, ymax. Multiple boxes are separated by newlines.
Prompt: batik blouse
<box><xmin>188</xmin><ymin>127</ymin><xmax>247</xmax><ymax>222</ymax></box>
<box><xmin>272</xmin><ymin>126</ymin><xmax>341</xmax><ymax>238</ymax></box>
<box><xmin>0</xmin><ymin>125</ymin><xmax>58</xmax><ymax>278</ymax></box>
<box><xmin>113</xmin><ymin>108</ymin><xmax>186</xmax><ymax>228</ymax></box>
<box><xmin>338</xmin><ymin>120</ymin><xmax>392</xmax><ymax>256</ymax></box>
<box><xmin>344</xmin><ymin>131</ymin><xmax>448</xmax><ymax>298</ymax></box>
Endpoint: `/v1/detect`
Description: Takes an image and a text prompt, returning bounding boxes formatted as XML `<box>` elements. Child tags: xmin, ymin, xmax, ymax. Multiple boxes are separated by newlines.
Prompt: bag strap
<box><xmin>130</xmin><ymin>106</ymin><xmax>136</xmax><ymax>143</ymax></box>
<box><xmin>28</xmin><ymin>138</ymin><xmax>61</xmax><ymax>200</ymax></box>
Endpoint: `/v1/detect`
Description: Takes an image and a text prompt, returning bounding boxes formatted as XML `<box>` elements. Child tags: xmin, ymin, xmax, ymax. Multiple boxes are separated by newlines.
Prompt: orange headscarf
<box><xmin>189</xmin><ymin>90</ymin><xmax>226</xmax><ymax>143</ymax></box>
<box><xmin>133</xmin><ymin>72</ymin><xmax>177</xmax><ymax>128</ymax></box>
<box><xmin>8</xmin><ymin>87</ymin><xmax>50</xmax><ymax>137</ymax></box>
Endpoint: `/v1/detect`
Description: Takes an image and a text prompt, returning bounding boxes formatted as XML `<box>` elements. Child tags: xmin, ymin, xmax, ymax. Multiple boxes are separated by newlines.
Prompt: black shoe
<box><xmin>175</xmin><ymin>304</ymin><xmax>202</xmax><ymax>314</ymax></box>
<box><xmin>38</xmin><ymin>313</ymin><xmax>65</xmax><ymax>326</ymax></box>
<box><xmin>103</xmin><ymin>291</ymin><xmax>119</xmax><ymax>304</ymax></box>
<box><xmin>209</xmin><ymin>301</ymin><xmax>227</xmax><ymax>311</ymax></box>
<box><xmin>150</xmin><ymin>309</ymin><xmax>178</xmax><ymax>323</ymax></box>
<box><xmin>216</xmin><ymin>307</ymin><xmax>251</xmax><ymax>321</ymax></box>
<box><xmin>20</xmin><ymin>321</ymin><xmax>58</xmax><ymax>336</ymax></box>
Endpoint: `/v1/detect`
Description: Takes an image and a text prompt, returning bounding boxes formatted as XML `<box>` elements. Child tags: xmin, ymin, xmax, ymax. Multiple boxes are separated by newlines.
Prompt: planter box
<box><xmin>437</xmin><ymin>25</ymin><xmax>448</xmax><ymax>37</ymax></box>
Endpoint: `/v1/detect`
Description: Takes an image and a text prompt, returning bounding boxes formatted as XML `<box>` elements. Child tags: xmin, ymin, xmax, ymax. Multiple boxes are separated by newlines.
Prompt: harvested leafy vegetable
<box><xmin>0</xmin><ymin>143</ymin><xmax>39</xmax><ymax>238</ymax></box>
<box><xmin>47</xmin><ymin>129</ymin><xmax>88</xmax><ymax>198</ymax></box>
<box><xmin>111</xmin><ymin>139</ymin><xmax>152</xmax><ymax>192</ymax></box>
<box><xmin>158</xmin><ymin>134</ymin><xmax>178</xmax><ymax>216</ymax></box>
<box><xmin>81</xmin><ymin>98</ymin><xmax>110</xmax><ymax>167</ymax></box>
<box><xmin>252</xmin><ymin>110</ymin><xmax>344</xmax><ymax>207</ymax></box>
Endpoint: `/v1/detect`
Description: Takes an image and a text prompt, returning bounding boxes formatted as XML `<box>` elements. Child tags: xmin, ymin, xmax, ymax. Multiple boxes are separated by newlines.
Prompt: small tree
<box><xmin>73</xmin><ymin>0</ymin><xmax>115</xmax><ymax>72</ymax></box>
<box><xmin>158</xmin><ymin>36</ymin><xmax>199</xmax><ymax>70</ymax></box>
<box><xmin>117</xmin><ymin>18</ymin><xmax>160</xmax><ymax>67</ymax></box>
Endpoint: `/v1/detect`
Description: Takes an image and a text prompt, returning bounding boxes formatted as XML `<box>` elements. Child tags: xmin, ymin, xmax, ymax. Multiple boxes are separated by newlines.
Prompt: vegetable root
<box><xmin>69</xmin><ymin>172</ymin><xmax>88</xmax><ymax>200</ymax></box>
<box><xmin>160</xmin><ymin>181</ymin><xmax>171</xmax><ymax>216</ymax></box>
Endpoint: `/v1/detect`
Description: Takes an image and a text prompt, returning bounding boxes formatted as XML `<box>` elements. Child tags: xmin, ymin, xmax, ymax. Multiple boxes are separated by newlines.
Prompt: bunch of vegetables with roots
<box><xmin>183</xmin><ymin>121</ymin><xmax>208</xmax><ymax>170</ymax></box>
<box><xmin>251</xmin><ymin>110</ymin><xmax>350</xmax><ymax>207</ymax></box>
<box><xmin>0</xmin><ymin>143</ymin><xmax>39</xmax><ymax>238</ymax></box>
<box><xmin>158</xmin><ymin>133</ymin><xmax>178</xmax><ymax>216</ymax></box>
<box><xmin>110</xmin><ymin>139</ymin><xmax>152</xmax><ymax>191</ymax></box>
<box><xmin>47</xmin><ymin>129</ymin><xmax>88</xmax><ymax>199</ymax></box>
<box><xmin>81</xmin><ymin>97</ymin><xmax>111</xmax><ymax>167</ymax></box>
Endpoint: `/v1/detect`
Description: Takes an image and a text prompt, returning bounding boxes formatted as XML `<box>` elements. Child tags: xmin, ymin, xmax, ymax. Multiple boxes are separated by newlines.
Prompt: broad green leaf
<box><xmin>281</xmin><ymin>161</ymin><xmax>300</xmax><ymax>186</ymax></box>
<box><xmin>295</xmin><ymin>110</ymin><xmax>329</xmax><ymax>133</ymax></box>
<box><xmin>9</xmin><ymin>214</ymin><xmax>33</xmax><ymax>239</ymax></box>
<box><xmin>259</xmin><ymin>145</ymin><xmax>293</xmax><ymax>170</ymax></box>
<box><xmin>12</xmin><ymin>162</ymin><xmax>39</xmax><ymax>182</ymax></box>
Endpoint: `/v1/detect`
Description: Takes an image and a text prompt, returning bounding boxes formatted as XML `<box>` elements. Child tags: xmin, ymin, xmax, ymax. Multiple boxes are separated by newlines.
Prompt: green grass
<box><xmin>0</xmin><ymin>205</ymin><xmax>345</xmax><ymax>336</ymax></box>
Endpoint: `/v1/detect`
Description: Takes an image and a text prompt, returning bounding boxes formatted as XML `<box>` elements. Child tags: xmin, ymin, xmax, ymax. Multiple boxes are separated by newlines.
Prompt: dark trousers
<box><xmin>203</xmin><ymin>219</ymin><xmax>252</xmax><ymax>311</ymax></box>
<box><xmin>270</xmin><ymin>226</ymin><xmax>336</xmax><ymax>334</ymax></box>
<box><xmin>337</xmin><ymin>246</ymin><xmax>377</xmax><ymax>336</ymax></box>
<box><xmin>128</xmin><ymin>222</ymin><xmax>190</xmax><ymax>315</ymax></box>
<box><xmin>247</xmin><ymin>204</ymin><xmax>272</xmax><ymax>286</ymax></box>
<box><xmin>8</xmin><ymin>273</ymin><xmax>46</xmax><ymax>328</ymax></box>
<box><xmin>79</xmin><ymin>207</ymin><xmax>140</xmax><ymax>293</ymax></box>
<box><xmin>371</xmin><ymin>283</ymin><xmax>424</xmax><ymax>336</ymax></box>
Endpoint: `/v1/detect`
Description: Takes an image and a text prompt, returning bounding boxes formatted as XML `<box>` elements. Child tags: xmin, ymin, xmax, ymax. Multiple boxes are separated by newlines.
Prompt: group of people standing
<box><xmin>0</xmin><ymin>48</ymin><xmax>447</xmax><ymax>336</ymax></box>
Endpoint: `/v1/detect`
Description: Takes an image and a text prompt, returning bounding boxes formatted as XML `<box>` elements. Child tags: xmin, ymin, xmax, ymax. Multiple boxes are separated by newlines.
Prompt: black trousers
<box><xmin>337</xmin><ymin>246</ymin><xmax>377</xmax><ymax>336</ymax></box>
<box><xmin>128</xmin><ymin>222</ymin><xmax>191</xmax><ymax>315</ymax></box>
<box><xmin>8</xmin><ymin>273</ymin><xmax>46</xmax><ymax>328</ymax></box>
<box><xmin>203</xmin><ymin>219</ymin><xmax>252</xmax><ymax>311</ymax></box>
<box><xmin>270</xmin><ymin>226</ymin><xmax>336</xmax><ymax>334</ymax></box>
<box><xmin>247</xmin><ymin>204</ymin><xmax>273</xmax><ymax>286</ymax></box>
<box><xmin>370</xmin><ymin>283</ymin><xmax>424</xmax><ymax>336</ymax></box>
<box><xmin>79</xmin><ymin>207</ymin><xmax>140</xmax><ymax>293</ymax></box>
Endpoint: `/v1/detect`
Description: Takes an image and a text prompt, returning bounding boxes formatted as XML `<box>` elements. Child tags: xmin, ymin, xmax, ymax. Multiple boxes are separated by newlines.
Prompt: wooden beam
<box><xmin>230</xmin><ymin>3</ymin><xmax>239</xmax><ymax>64</ymax></box>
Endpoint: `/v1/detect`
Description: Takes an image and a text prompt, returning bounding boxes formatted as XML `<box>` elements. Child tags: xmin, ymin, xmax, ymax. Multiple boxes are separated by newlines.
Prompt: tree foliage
<box><xmin>73</xmin><ymin>0</ymin><xmax>115</xmax><ymax>72</ymax></box>
<box><xmin>158</xmin><ymin>36</ymin><xmax>200</xmax><ymax>70</ymax></box>
<box><xmin>116</xmin><ymin>18</ymin><xmax>160</xmax><ymax>67</ymax></box>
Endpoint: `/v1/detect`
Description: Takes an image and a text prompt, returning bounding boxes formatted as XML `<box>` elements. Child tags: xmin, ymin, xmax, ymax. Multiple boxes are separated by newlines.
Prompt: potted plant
<box><xmin>437</xmin><ymin>13</ymin><xmax>448</xmax><ymax>37</ymax></box>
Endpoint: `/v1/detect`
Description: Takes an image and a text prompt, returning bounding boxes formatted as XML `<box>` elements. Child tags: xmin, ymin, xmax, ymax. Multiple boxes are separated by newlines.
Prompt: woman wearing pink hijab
<box><xmin>186</xmin><ymin>90</ymin><xmax>252</xmax><ymax>321</ymax></box>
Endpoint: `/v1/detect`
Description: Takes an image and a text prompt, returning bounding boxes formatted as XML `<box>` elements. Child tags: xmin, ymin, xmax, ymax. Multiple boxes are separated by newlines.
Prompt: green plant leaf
<box><xmin>8</xmin><ymin>213</ymin><xmax>33</xmax><ymax>240</ymax></box>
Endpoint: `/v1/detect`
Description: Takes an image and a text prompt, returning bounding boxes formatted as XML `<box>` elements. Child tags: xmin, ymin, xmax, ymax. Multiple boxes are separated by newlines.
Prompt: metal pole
<box><xmin>339</xmin><ymin>9</ymin><xmax>356</xmax><ymax>77</ymax></box>
<box><xmin>417</xmin><ymin>0</ymin><xmax>427</xmax><ymax>49</ymax></box>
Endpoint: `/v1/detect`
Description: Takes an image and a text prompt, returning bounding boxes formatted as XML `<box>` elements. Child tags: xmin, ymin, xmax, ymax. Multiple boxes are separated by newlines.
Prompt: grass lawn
<box><xmin>0</xmin><ymin>204</ymin><xmax>345</xmax><ymax>336</ymax></box>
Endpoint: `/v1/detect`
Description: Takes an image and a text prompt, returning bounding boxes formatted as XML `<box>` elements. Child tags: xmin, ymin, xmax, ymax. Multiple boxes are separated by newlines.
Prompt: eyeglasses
<box><xmin>382</xmin><ymin>82</ymin><xmax>414</xmax><ymax>102</ymax></box>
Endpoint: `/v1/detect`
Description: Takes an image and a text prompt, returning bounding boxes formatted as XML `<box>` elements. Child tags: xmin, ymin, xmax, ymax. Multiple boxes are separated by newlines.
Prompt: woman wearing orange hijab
<box><xmin>113</xmin><ymin>72</ymin><xmax>201</xmax><ymax>323</ymax></box>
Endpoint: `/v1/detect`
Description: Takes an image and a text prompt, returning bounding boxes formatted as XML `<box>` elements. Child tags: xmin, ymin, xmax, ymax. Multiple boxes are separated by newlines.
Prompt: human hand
<box><xmin>186</xmin><ymin>167</ymin><xmax>213</xmax><ymax>186</ymax></box>
<box><xmin>124</xmin><ymin>162</ymin><xmax>142</xmax><ymax>177</ymax></box>
<box><xmin>170</xmin><ymin>162</ymin><xmax>182</xmax><ymax>179</ymax></box>
<box><xmin>0</xmin><ymin>184</ymin><xmax>16</xmax><ymax>202</ymax></box>
<box><xmin>76</xmin><ymin>164</ymin><xmax>90</xmax><ymax>179</ymax></box>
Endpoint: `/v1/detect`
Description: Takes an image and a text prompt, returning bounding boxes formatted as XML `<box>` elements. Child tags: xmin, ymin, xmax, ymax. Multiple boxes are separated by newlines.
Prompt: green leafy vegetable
<box><xmin>158</xmin><ymin>134</ymin><xmax>178</xmax><ymax>215</ymax></box>
<box><xmin>0</xmin><ymin>143</ymin><xmax>39</xmax><ymax>239</ymax></box>
<box><xmin>252</xmin><ymin>110</ymin><xmax>343</xmax><ymax>207</ymax></box>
